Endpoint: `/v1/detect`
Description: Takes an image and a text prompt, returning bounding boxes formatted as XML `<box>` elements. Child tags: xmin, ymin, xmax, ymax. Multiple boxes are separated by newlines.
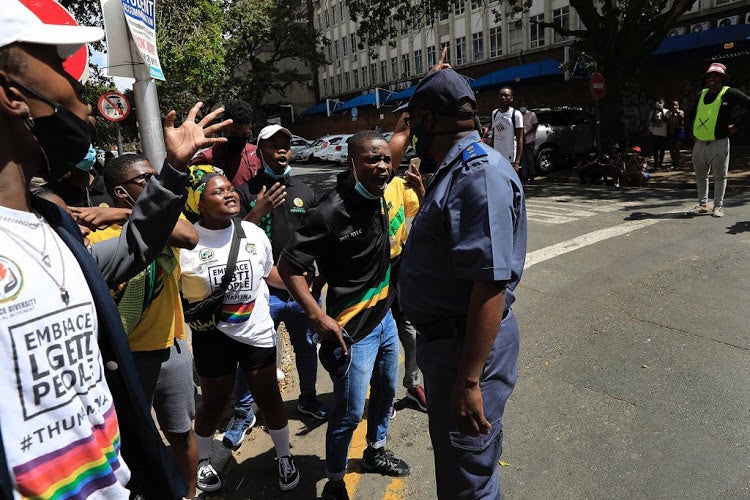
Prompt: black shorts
<box><xmin>192</xmin><ymin>329</ymin><xmax>276</xmax><ymax>378</ymax></box>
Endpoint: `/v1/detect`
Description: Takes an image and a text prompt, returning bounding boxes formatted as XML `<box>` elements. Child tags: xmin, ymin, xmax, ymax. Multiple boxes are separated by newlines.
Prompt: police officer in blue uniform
<box><xmin>398</xmin><ymin>68</ymin><xmax>527</xmax><ymax>499</ymax></box>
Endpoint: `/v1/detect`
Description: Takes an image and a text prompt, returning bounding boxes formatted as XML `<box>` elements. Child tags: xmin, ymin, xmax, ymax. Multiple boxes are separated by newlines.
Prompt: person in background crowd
<box><xmin>666</xmin><ymin>99</ymin><xmax>685</xmax><ymax>170</ymax></box>
<box><xmin>489</xmin><ymin>86</ymin><xmax>523</xmax><ymax>171</ymax></box>
<box><xmin>191</xmin><ymin>99</ymin><xmax>261</xmax><ymax>187</ymax></box>
<box><xmin>623</xmin><ymin>145</ymin><xmax>649</xmax><ymax>187</ymax></box>
<box><xmin>233</xmin><ymin>124</ymin><xmax>328</xmax><ymax>438</ymax></box>
<box><xmin>88</xmin><ymin>154</ymin><xmax>201</xmax><ymax>498</ymax></box>
<box><xmin>519</xmin><ymin>103</ymin><xmax>538</xmax><ymax>182</ymax></box>
<box><xmin>0</xmin><ymin>1</ymin><xmax>231</xmax><ymax>497</ymax></box>
<box><xmin>397</xmin><ymin>67</ymin><xmax>527</xmax><ymax>500</ymax></box>
<box><xmin>180</xmin><ymin>172</ymin><xmax>300</xmax><ymax>494</ymax></box>
<box><xmin>279</xmin><ymin>131</ymin><xmax>412</xmax><ymax>500</ymax></box>
<box><xmin>687</xmin><ymin>62</ymin><xmax>750</xmax><ymax>218</ymax></box>
<box><xmin>648</xmin><ymin>98</ymin><xmax>668</xmax><ymax>170</ymax></box>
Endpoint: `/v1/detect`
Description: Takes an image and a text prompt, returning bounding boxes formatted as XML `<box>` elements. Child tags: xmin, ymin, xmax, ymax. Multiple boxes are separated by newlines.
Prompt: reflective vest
<box><xmin>693</xmin><ymin>86</ymin><xmax>729</xmax><ymax>141</ymax></box>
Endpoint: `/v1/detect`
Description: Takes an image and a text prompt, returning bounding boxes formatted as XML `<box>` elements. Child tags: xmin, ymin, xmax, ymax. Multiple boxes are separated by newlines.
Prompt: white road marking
<box><xmin>526</xmin><ymin>198</ymin><xmax>649</xmax><ymax>224</ymax></box>
<box><xmin>524</xmin><ymin>219</ymin><xmax>662</xmax><ymax>269</ymax></box>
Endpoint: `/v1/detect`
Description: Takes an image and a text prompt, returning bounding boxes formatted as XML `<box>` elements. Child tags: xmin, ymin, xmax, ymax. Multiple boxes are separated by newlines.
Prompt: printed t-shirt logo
<box><xmin>245</xmin><ymin>243</ymin><xmax>257</xmax><ymax>255</ymax></box>
<box><xmin>199</xmin><ymin>248</ymin><xmax>214</xmax><ymax>261</ymax></box>
<box><xmin>293</xmin><ymin>197</ymin><xmax>304</xmax><ymax>208</ymax></box>
<box><xmin>0</xmin><ymin>256</ymin><xmax>23</xmax><ymax>303</ymax></box>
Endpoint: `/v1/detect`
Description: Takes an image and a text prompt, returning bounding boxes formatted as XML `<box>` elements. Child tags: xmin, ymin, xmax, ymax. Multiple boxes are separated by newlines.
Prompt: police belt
<box><xmin>415</xmin><ymin>310</ymin><xmax>508</xmax><ymax>341</ymax></box>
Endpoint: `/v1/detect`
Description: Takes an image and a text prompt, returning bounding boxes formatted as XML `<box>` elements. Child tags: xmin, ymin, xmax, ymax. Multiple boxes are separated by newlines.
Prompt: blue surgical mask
<box><xmin>75</xmin><ymin>144</ymin><xmax>96</xmax><ymax>172</ymax></box>
<box><xmin>351</xmin><ymin>160</ymin><xmax>380</xmax><ymax>200</ymax></box>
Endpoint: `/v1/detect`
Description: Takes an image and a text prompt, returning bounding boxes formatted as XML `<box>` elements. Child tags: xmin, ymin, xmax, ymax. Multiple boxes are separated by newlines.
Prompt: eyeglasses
<box><xmin>123</xmin><ymin>172</ymin><xmax>154</xmax><ymax>185</ymax></box>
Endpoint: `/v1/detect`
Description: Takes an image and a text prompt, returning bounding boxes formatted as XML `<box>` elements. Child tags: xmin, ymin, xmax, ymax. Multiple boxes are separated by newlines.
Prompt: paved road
<box><xmin>201</xmin><ymin>165</ymin><xmax>750</xmax><ymax>499</ymax></box>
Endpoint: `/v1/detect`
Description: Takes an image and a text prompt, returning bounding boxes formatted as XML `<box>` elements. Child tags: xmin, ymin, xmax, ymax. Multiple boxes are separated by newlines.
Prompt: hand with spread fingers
<box><xmin>164</xmin><ymin>102</ymin><xmax>233</xmax><ymax>169</ymax></box>
<box><xmin>245</xmin><ymin>182</ymin><xmax>287</xmax><ymax>224</ymax></box>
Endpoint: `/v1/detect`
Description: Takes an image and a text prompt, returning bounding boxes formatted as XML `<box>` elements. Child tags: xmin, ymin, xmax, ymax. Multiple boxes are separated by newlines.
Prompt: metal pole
<box><xmin>130</xmin><ymin>37</ymin><xmax>166</xmax><ymax>171</ymax></box>
<box><xmin>116</xmin><ymin>122</ymin><xmax>123</xmax><ymax>155</ymax></box>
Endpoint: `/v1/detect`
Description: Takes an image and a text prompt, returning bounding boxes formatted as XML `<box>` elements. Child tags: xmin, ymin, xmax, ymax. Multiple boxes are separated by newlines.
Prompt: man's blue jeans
<box><xmin>234</xmin><ymin>290</ymin><xmax>321</xmax><ymax>411</ymax></box>
<box><xmin>325</xmin><ymin>310</ymin><xmax>398</xmax><ymax>481</ymax></box>
<box><xmin>417</xmin><ymin>310</ymin><xmax>520</xmax><ymax>499</ymax></box>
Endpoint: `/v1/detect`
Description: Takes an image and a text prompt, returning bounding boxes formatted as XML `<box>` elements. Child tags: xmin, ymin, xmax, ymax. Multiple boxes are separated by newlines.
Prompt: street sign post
<box><xmin>590</xmin><ymin>72</ymin><xmax>606</xmax><ymax>100</ymax></box>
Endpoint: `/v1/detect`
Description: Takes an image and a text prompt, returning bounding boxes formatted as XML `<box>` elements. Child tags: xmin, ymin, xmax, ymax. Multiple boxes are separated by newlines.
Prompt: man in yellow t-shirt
<box><xmin>89</xmin><ymin>153</ymin><xmax>201</xmax><ymax>497</ymax></box>
<box><xmin>384</xmin><ymin>160</ymin><xmax>427</xmax><ymax>412</ymax></box>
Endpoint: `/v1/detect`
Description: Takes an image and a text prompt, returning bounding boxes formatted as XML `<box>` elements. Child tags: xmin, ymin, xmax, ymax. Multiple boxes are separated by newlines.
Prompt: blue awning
<box><xmin>651</xmin><ymin>24</ymin><xmax>750</xmax><ymax>56</ymax></box>
<box><xmin>387</xmin><ymin>86</ymin><xmax>416</xmax><ymax>103</ymax></box>
<box><xmin>299</xmin><ymin>102</ymin><xmax>328</xmax><ymax>117</ymax></box>
<box><xmin>470</xmin><ymin>59</ymin><xmax>563</xmax><ymax>90</ymax></box>
<box><xmin>338</xmin><ymin>93</ymin><xmax>377</xmax><ymax>112</ymax></box>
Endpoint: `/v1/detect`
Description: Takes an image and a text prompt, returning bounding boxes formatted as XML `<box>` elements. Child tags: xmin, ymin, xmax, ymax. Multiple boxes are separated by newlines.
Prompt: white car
<box><xmin>315</xmin><ymin>135</ymin><xmax>348</xmax><ymax>163</ymax></box>
<box><xmin>291</xmin><ymin>136</ymin><xmax>313</xmax><ymax>162</ymax></box>
<box><xmin>325</xmin><ymin>134</ymin><xmax>352</xmax><ymax>164</ymax></box>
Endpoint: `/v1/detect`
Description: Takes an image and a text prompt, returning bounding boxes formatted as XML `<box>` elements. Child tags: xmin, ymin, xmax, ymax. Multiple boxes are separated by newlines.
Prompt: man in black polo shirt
<box><xmin>232</xmin><ymin>125</ymin><xmax>329</xmax><ymax>436</ymax></box>
<box><xmin>279</xmin><ymin>130</ymin><xmax>412</xmax><ymax>500</ymax></box>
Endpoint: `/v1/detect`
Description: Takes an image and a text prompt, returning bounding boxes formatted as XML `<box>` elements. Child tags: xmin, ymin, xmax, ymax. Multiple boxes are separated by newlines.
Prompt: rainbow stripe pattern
<box><xmin>14</xmin><ymin>405</ymin><xmax>124</xmax><ymax>499</ymax></box>
<box><xmin>220</xmin><ymin>300</ymin><xmax>256</xmax><ymax>324</ymax></box>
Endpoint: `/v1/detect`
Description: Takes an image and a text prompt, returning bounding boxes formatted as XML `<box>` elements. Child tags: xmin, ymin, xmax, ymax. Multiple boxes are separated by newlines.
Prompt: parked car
<box><xmin>531</xmin><ymin>107</ymin><xmax>597</xmax><ymax>174</ymax></box>
<box><xmin>317</xmin><ymin>135</ymin><xmax>350</xmax><ymax>163</ymax></box>
<box><xmin>311</xmin><ymin>135</ymin><xmax>341</xmax><ymax>162</ymax></box>
<box><xmin>291</xmin><ymin>136</ymin><xmax>314</xmax><ymax>162</ymax></box>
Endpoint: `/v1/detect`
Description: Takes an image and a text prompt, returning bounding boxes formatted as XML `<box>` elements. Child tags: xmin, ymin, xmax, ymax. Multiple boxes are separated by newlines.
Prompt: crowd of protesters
<box><xmin>3</xmin><ymin>1</ymin><xmax>750</xmax><ymax>499</ymax></box>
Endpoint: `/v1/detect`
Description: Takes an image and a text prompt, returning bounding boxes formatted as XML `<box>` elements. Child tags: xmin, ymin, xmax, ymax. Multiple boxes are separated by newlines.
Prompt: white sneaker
<box><xmin>712</xmin><ymin>206</ymin><xmax>724</xmax><ymax>218</ymax></box>
<box><xmin>197</xmin><ymin>459</ymin><xmax>222</xmax><ymax>492</ymax></box>
<box><xmin>687</xmin><ymin>204</ymin><xmax>709</xmax><ymax>215</ymax></box>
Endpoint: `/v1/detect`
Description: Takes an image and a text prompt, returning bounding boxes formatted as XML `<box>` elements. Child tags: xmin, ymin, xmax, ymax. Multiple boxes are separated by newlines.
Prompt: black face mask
<box><xmin>225</xmin><ymin>136</ymin><xmax>249</xmax><ymax>152</ymax></box>
<box><xmin>13</xmin><ymin>80</ymin><xmax>91</xmax><ymax>181</ymax></box>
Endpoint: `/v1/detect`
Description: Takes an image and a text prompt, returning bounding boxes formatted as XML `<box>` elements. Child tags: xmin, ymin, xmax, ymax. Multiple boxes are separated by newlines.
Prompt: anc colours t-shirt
<box><xmin>179</xmin><ymin>220</ymin><xmax>275</xmax><ymax>347</ymax></box>
<box><xmin>0</xmin><ymin>207</ymin><xmax>130</xmax><ymax>498</ymax></box>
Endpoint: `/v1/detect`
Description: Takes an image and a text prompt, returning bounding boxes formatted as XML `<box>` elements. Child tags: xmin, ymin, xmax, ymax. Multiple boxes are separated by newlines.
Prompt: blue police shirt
<box><xmin>400</xmin><ymin>131</ymin><xmax>527</xmax><ymax>325</ymax></box>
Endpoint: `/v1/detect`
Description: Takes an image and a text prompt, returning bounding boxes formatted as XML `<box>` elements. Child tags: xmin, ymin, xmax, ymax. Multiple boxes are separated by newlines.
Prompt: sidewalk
<box><xmin>541</xmin><ymin>143</ymin><xmax>750</xmax><ymax>190</ymax></box>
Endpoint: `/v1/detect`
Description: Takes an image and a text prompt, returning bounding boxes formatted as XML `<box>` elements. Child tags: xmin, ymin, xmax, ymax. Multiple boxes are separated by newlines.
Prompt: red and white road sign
<box><xmin>97</xmin><ymin>92</ymin><xmax>131</xmax><ymax>122</ymax></box>
<box><xmin>21</xmin><ymin>0</ymin><xmax>89</xmax><ymax>82</ymax></box>
<box><xmin>590</xmin><ymin>72</ymin><xmax>606</xmax><ymax>100</ymax></box>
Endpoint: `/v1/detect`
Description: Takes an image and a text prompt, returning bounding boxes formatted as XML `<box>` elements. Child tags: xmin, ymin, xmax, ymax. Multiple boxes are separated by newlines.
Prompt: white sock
<box><xmin>196</xmin><ymin>433</ymin><xmax>214</xmax><ymax>461</ymax></box>
<box><xmin>269</xmin><ymin>425</ymin><xmax>291</xmax><ymax>458</ymax></box>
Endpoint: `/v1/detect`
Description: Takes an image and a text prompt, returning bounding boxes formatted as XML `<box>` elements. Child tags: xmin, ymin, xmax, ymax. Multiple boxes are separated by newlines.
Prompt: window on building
<box><xmin>380</xmin><ymin>60</ymin><xmax>388</xmax><ymax>82</ymax></box>
<box><xmin>472</xmin><ymin>32</ymin><xmax>484</xmax><ymax>61</ymax></box>
<box><xmin>489</xmin><ymin>26</ymin><xmax>502</xmax><ymax>57</ymax></box>
<box><xmin>323</xmin><ymin>79</ymin><xmax>328</xmax><ymax>96</ymax></box>
<box><xmin>425</xmin><ymin>9</ymin><xmax>435</xmax><ymax>26</ymax></box>
<box><xmin>455</xmin><ymin>36</ymin><xmax>466</xmax><ymax>65</ymax></box>
<box><xmin>452</xmin><ymin>0</ymin><xmax>465</xmax><ymax>16</ymax></box>
<box><xmin>332</xmin><ymin>7</ymin><xmax>336</xmax><ymax>25</ymax></box>
<box><xmin>329</xmin><ymin>76</ymin><xmax>334</xmax><ymax>94</ymax></box>
<box><xmin>488</xmin><ymin>0</ymin><xmax>499</xmax><ymax>3</ymax></box>
<box><xmin>401</xmin><ymin>54</ymin><xmax>411</xmax><ymax>77</ymax></box>
<box><xmin>342</xmin><ymin>37</ymin><xmax>348</xmax><ymax>56</ymax></box>
<box><xmin>350</xmin><ymin>33</ymin><xmax>357</xmax><ymax>52</ymax></box>
<box><xmin>400</xmin><ymin>19</ymin><xmax>408</xmax><ymax>34</ymax></box>
<box><xmin>439</xmin><ymin>10</ymin><xmax>449</xmax><ymax>21</ymax></box>
<box><xmin>427</xmin><ymin>46</ymin><xmax>437</xmax><ymax>67</ymax></box>
<box><xmin>337</xmin><ymin>74</ymin><xmax>342</xmax><ymax>92</ymax></box>
<box><xmin>353</xmin><ymin>69</ymin><xmax>359</xmax><ymax>89</ymax></box>
<box><xmin>552</xmin><ymin>7</ymin><xmax>569</xmax><ymax>43</ymax></box>
<box><xmin>440</xmin><ymin>41</ymin><xmax>451</xmax><ymax>62</ymax></box>
<box><xmin>326</xmin><ymin>44</ymin><xmax>332</xmax><ymax>60</ymax></box>
<box><xmin>317</xmin><ymin>14</ymin><xmax>322</xmax><ymax>30</ymax></box>
<box><xmin>391</xmin><ymin>57</ymin><xmax>398</xmax><ymax>80</ymax></box>
<box><xmin>344</xmin><ymin>72</ymin><xmax>350</xmax><ymax>91</ymax></box>
<box><xmin>414</xmin><ymin>49</ymin><xmax>423</xmax><ymax>74</ymax></box>
<box><xmin>325</xmin><ymin>9</ymin><xmax>330</xmax><ymax>28</ymax></box>
<box><xmin>371</xmin><ymin>63</ymin><xmax>378</xmax><ymax>84</ymax></box>
<box><xmin>333</xmin><ymin>40</ymin><xmax>339</xmax><ymax>58</ymax></box>
<box><xmin>530</xmin><ymin>13</ymin><xmax>545</xmax><ymax>48</ymax></box>
<box><xmin>509</xmin><ymin>20</ymin><xmax>523</xmax><ymax>53</ymax></box>
<box><xmin>362</xmin><ymin>66</ymin><xmax>368</xmax><ymax>85</ymax></box>
<box><xmin>340</xmin><ymin>2</ymin><xmax>346</xmax><ymax>19</ymax></box>
<box><xmin>470</xmin><ymin>0</ymin><xmax>481</xmax><ymax>10</ymax></box>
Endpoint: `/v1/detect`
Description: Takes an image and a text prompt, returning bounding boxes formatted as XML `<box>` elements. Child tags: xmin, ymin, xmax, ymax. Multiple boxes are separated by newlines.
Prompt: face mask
<box><xmin>259</xmin><ymin>148</ymin><xmax>291</xmax><ymax>179</ymax></box>
<box><xmin>226</xmin><ymin>136</ymin><xmax>248</xmax><ymax>152</ymax></box>
<box><xmin>75</xmin><ymin>144</ymin><xmax>97</xmax><ymax>172</ymax></box>
<box><xmin>410</xmin><ymin>124</ymin><xmax>433</xmax><ymax>159</ymax></box>
<box><xmin>13</xmin><ymin>80</ymin><xmax>92</xmax><ymax>181</ymax></box>
<box><xmin>350</xmin><ymin>160</ymin><xmax>380</xmax><ymax>200</ymax></box>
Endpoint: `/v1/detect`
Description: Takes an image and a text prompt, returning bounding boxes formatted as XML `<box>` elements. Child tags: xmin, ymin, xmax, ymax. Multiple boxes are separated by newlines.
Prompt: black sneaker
<box><xmin>197</xmin><ymin>459</ymin><xmax>222</xmax><ymax>492</ymax></box>
<box><xmin>360</xmin><ymin>446</ymin><xmax>412</xmax><ymax>477</ymax></box>
<box><xmin>322</xmin><ymin>480</ymin><xmax>349</xmax><ymax>500</ymax></box>
<box><xmin>276</xmin><ymin>455</ymin><xmax>300</xmax><ymax>491</ymax></box>
<box><xmin>297</xmin><ymin>396</ymin><xmax>329</xmax><ymax>421</ymax></box>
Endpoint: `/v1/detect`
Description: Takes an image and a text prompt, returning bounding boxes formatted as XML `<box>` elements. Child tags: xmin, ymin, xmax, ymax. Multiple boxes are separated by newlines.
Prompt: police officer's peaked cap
<box><xmin>401</xmin><ymin>68</ymin><xmax>476</xmax><ymax>116</ymax></box>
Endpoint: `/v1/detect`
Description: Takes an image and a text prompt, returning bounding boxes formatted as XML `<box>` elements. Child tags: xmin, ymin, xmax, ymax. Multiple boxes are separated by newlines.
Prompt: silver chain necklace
<box><xmin>0</xmin><ymin>214</ymin><xmax>42</xmax><ymax>229</ymax></box>
<box><xmin>0</xmin><ymin>222</ymin><xmax>69</xmax><ymax>305</ymax></box>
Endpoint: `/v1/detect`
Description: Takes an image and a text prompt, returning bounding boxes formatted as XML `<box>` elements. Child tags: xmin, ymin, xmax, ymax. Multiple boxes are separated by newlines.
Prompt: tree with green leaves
<box><xmin>222</xmin><ymin>0</ymin><xmax>327</xmax><ymax>122</ymax></box>
<box><xmin>346</xmin><ymin>0</ymin><xmax>697</xmax><ymax>144</ymax></box>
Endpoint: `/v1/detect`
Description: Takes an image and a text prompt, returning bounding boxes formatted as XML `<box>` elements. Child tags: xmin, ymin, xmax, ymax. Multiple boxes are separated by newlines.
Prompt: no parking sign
<box><xmin>97</xmin><ymin>91</ymin><xmax>131</xmax><ymax>122</ymax></box>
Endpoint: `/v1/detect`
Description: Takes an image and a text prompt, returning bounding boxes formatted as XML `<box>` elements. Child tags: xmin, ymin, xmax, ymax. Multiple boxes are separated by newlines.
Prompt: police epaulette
<box><xmin>462</xmin><ymin>142</ymin><xmax>488</xmax><ymax>167</ymax></box>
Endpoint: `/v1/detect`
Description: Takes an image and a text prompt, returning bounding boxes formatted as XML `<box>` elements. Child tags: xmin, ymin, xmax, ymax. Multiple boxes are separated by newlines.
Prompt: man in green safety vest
<box><xmin>687</xmin><ymin>63</ymin><xmax>750</xmax><ymax>218</ymax></box>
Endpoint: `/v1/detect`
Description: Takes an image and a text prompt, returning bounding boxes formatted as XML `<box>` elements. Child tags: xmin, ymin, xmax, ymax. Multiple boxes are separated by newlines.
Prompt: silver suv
<box><xmin>532</xmin><ymin>108</ymin><xmax>597</xmax><ymax>173</ymax></box>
